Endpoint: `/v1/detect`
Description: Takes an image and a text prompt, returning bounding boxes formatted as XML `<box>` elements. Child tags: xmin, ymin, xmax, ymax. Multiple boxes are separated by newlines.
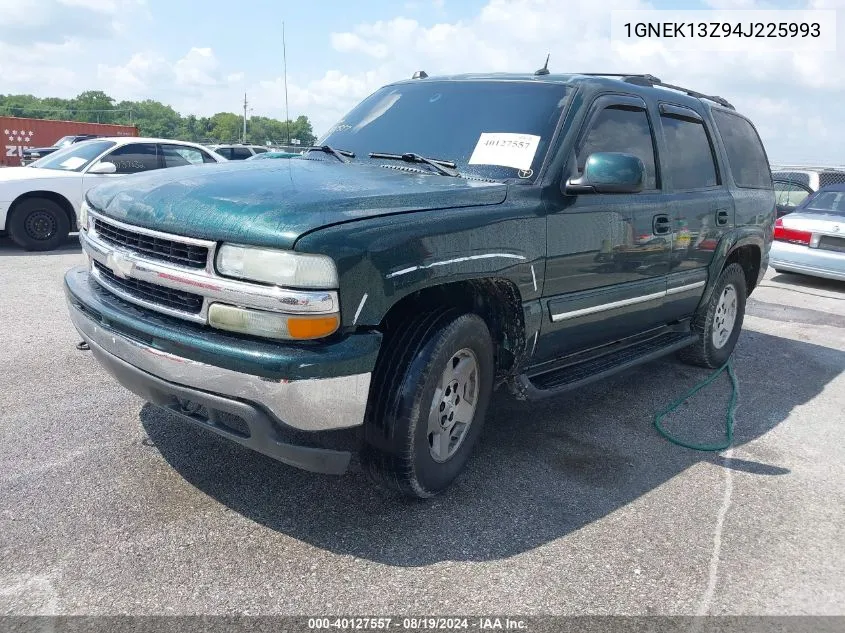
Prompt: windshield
<box><xmin>315</xmin><ymin>80</ymin><xmax>572</xmax><ymax>180</ymax></box>
<box><xmin>54</xmin><ymin>136</ymin><xmax>77</xmax><ymax>148</ymax></box>
<box><xmin>804</xmin><ymin>190</ymin><xmax>845</xmax><ymax>216</ymax></box>
<box><xmin>30</xmin><ymin>140</ymin><xmax>116</xmax><ymax>171</ymax></box>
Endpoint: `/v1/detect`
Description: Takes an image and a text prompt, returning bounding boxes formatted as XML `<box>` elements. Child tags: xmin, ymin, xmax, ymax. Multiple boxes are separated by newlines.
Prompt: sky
<box><xmin>0</xmin><ymin>0</ymin><xmax>842</xmax><ymax>164</ymax></box>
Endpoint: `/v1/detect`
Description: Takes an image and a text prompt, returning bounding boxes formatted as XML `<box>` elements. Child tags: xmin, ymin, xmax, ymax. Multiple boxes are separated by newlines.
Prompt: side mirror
<box><xmin>565</xmin><ymin>152</ymin><xmax>645</xmax><ymax>195</ymax></box>
<box><xmin>88</xmin><ymin>161</ymin><xmax>117</xmax><ymax>175</ymax></box>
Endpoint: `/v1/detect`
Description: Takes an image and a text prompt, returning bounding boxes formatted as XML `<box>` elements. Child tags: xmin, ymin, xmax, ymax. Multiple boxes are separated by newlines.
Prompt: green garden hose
<box><xmin>653</xmin><ymin>358</ymin><xmax>739</xmax><ymax>451</ymax></box>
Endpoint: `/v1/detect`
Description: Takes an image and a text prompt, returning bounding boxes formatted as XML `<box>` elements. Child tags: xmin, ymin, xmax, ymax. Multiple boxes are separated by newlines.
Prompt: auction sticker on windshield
<box><xmin>468</xmin><ymin>133</ymin><xmax>540</xmax><ymax>171</ymax></box>
<box><xmin>60</xmin><ymin>156</ymin><xmax>87</xmax><ymax>170</ymax></box>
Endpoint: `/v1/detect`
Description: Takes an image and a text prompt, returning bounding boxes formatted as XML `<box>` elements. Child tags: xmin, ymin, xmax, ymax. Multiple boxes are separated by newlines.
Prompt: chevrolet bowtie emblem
<box><xmin>106</xmin><ymin>252</ymin><xmax>135</xmax><ymax>279</ymax></box>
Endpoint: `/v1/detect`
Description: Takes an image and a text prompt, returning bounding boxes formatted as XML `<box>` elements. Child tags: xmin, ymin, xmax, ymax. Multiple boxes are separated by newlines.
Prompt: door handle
<box><xmin>653</xmin><ymin>214</ymin><xmax>671</xmax><ymax>235</ymax></box>
<box><xmin>715</xmin><ymin>209</ymin><xmax>730</xmax><ymax>226</ymax></box>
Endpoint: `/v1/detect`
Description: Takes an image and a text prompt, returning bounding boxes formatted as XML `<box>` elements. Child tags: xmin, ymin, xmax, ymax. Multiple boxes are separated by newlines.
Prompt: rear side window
<box><xmin>712</xmin><ymin>111</ymin><xmax>771</xmax><ymax>189</ymax></box>
<box><xmin>214</xmin><ymin>147</ymin><xmax>233</xmax><ymax>159</ymax></box>
<box><xmin>577</xmin><ymin>106</ymin><xmax>658</xmax><ymax>190</ymax></box>
<box><xmin>231</xmin><ymin>147</ymin><xmax>252</xmax><ymax>160</ymax></box>
<box><xmin>660</xmin><ymin>114</ymin><xmax>718</xmax><ymax>189</ymax></box>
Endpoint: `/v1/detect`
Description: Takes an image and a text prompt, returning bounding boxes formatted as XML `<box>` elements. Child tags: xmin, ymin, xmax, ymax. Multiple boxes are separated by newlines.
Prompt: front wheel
<box><xmin>8</xmin><ymin>197</ymin><xmax>71</xmax><ymax>251</ymax></box>
<box><xmin>679</xmin><ymin>263</ymin><xmax>747</xmax><ymax>368</ymax></box>
<box><xmin>362</xmin><ymin>311</ymin><xmax>495</xmax><ymax>498</ymax></box>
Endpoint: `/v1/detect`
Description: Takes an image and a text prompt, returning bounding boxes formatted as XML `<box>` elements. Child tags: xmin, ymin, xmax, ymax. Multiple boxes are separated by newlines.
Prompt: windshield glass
<box><xmin>54</xmin><ymin>136</ymin><xmax>77</xmax><ymax>147</ymax></box>
<box><xmin>30</xmin><ymin>140</ymin><xmax>116</xmax><ymax>171</ymax></box>
<box><xmin>315</xmin><ymin>80</ymin><xmax>572</xmax><ymax>180</ymax></box>
<box><xmin>804</xmin><ymin>190</ymin><xmax>845</xmax><ymax>216</ymax></box>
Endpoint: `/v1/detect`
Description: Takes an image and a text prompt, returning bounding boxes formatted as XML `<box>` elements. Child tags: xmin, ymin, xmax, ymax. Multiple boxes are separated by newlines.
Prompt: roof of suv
<box><xmin>389</xmin><ymin>72</ymin><xmax>735</xmax><ymax>112</ymax></box>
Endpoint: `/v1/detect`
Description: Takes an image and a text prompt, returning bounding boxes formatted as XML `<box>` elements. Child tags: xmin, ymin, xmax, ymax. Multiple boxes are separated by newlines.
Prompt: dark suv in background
<box><xmin>66</xmin><ymin>71</ymin><xmax>775</xmax><ymax>498</ymax></box>
<box><xmin>21</xmin><ymin>134</ymin><xmax>103</xmax><ymax>165</ymax></box>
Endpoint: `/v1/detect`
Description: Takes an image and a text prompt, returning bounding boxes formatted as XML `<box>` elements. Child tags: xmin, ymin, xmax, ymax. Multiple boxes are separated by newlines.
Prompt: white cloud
<box><xmin>259</xmin><ymin>0</ymin><xmax>844</xmax><ymax>161</ymax></box>
<box><xmin>1</xmin><ymin>0</ymin><xmax>842</xmax><ymax>162</ymax></box>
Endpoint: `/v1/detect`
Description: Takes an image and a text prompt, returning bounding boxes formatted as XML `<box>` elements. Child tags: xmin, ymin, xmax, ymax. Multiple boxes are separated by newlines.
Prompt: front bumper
<box><xmin>65</xmin><ymin>266</ymin><xmax>382</xmax><ymax>474</ymax></box>
<box><xmin>771</xmin><ymin>242</ymin><xmax>845</xmax><ymax>282</ymax></box>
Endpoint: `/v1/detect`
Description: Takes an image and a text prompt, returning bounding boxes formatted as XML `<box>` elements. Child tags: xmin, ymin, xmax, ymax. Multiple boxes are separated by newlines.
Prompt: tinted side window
<box><xmin>160</xmin><ymin>144</ymin><xmax>208</xmax><ymax>167</ymax></box>
<box><xmin>712</xmin><ymin>111</ymin><xmax>771</xmax><ymax>189</ymax></box>
<box><xmin>104</xmin><ymin>144</ymin><xmax>160</xmax><ymax>174</ymax></box>
<box><xmin>578</xmin><ymin>106</ymin><xmax>657</xmax><ymax>189</ymax></box>
<box><xmin>251</xmin><ymin>147</ymin><xmax>268</xmax><ymax>154</ymax></box>
<box><xmin>660</xmin><ymin>115</ymin><xmax>718</xmax><ymax>189</ymax></box>
<box><xmin>214</xmin><ymin>148</ymin><xmax>233</xmax><ymax>159</ymax></box>
<box><xmin>231</xmin><ymin>147</ymin><xmax>252</xmax><ymax>160</ymax></box>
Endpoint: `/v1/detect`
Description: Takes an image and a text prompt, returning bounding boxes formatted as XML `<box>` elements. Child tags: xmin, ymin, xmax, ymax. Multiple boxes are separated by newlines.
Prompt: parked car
<box><xmin>207</xmin><ymin>144</ymin><xmax>270</xmax><ymax>160</ymax></box>
<box><xmin>245</xmin><ymin>151</ymin><xmax>301</xmax><ymax>161</ymax></box>
<box><xmin>0</xmin><ymin>137</ymin><xmax>226</xmax><ymax>250</ymax></box>
<box><xmin>771</xmin><ymin>183</ymin><xmax>845</xmax><ymax>281</ymax></box>
<box><xmin>771</xmin><ymin>166</ymin><xmax>845</xmax><ymax>192</ymax></box>
<box><xmin>65</xmin><ymin>71</ymin><xmax>774</xmax><ymax>497</ymax></box>
<box><xmin>20</xmin><ymin>134</ymin><xmax>104</xmax><ymax>166</ymax></box>
<box><xmin>773</xmin><ymin>177</ymin><xmax>814</xmax><ymax>217</ymax></box>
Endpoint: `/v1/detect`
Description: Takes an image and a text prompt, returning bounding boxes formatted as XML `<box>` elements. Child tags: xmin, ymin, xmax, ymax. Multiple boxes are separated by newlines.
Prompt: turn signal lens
<box><xmin>208</xmin><ymin>303</ymin><xmax>339</xmax><ymax>340</ymax></box>
<box><xmin>286</xmin><ymin>315</ymin><xmax>340</xmax><ymax>340</ymax></box>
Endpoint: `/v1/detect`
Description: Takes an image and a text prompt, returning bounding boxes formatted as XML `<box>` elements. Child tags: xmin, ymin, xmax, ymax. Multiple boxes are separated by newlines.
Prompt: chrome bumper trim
<box><xmin>69</xmin><ymin>301</ymin><xmax>370</xmax><ymax>431</ymax></box>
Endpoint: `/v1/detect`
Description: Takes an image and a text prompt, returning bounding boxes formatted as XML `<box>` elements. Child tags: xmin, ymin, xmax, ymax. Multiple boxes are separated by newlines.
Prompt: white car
<box><xmin>0</xmin><ymin>137</ymin><xmax>226</xmax><ymax>251</ymax></box>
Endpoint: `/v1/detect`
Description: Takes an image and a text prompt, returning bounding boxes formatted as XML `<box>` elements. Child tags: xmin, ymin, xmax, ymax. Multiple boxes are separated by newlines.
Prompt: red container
<box><xmin>0</xmin><ymin>117</ymin><xmax>139</xmax><ymax>167</ymax></box>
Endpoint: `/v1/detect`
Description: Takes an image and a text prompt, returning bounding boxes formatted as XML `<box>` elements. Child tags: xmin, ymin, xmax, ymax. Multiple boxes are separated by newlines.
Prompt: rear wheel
<box><xmin>8</xmin><ymin>197</ymin><xmax>70</xmax><ymax>251</ymax></box>
<box><xmin>362</xmin><ymin>310</ymin><xmax>494</xmax><ymax>498</ymax></box>
<box><xmin>679</xmin><ymin>263</ymin><xmax>747</xmax><ymax>368</ymax></box>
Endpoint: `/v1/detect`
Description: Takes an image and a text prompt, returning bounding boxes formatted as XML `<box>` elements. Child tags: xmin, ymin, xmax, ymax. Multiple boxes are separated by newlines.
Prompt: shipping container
<box><xmin>0</xmin><ymin>117</ymin><xmax>138</xmax><ymax>167</ymax></box>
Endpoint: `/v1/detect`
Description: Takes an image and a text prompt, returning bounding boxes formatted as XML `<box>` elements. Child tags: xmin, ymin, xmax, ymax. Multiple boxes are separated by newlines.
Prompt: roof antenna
<box><xmin>535</xmin><ymin>53</ymin><xmax>550</xmax><ymax>76</ymax></box>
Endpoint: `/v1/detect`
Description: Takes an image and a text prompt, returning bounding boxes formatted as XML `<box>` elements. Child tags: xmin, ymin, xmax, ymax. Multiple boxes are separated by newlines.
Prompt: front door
<box><xmin>534</xmin><ymin>95</ymin><xmax>671</xmax><ymax>368</ymax></box>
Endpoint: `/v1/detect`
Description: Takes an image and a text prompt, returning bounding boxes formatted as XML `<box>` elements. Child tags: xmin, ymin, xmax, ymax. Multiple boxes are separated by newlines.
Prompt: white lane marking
<box><xmin>386</xmin><ymin>253</ymin><xmax>526</xmax><ymax>279</ymax></box>
<box><xmin>353</xmin><ymin>293</ymin><xmax>368</xmax><ymax>325</ymax></box>
<box><xmin>697</xmin><ymin>446</ymin><xmax>735</xmax><ymax>616</ymax></box>
<box><xmin>531</xmin><ymin>264</ymin><xmax>537</xmax><ymax>292</ymax></box>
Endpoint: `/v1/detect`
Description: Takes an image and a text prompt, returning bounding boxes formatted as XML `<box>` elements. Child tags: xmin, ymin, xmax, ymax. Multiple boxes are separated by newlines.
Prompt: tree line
<box><xmin>0</xmin><ymin>90</ymin><xmax>317</xmax><ymax>147</ymax></box>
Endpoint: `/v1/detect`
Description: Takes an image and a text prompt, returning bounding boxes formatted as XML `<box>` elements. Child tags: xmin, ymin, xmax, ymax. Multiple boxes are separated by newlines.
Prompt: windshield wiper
<box><xmin>304</xmin><ymin>145</ymin><xmax>355</xmax><ymax>163</ymax></box>
<box><xmin>369</xmin><ymin>152</ymin><xmax>459</xmax><ymax>177</ymax></box>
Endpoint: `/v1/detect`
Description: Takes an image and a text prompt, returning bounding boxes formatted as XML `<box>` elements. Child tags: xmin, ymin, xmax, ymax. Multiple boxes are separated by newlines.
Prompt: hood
<box><xmin>0</xmin><ymin>166</ymin><xmax>76</xmax><ymax>183</ymax></box>
<box><xmin>87</xmin><ymin>159</ymin><xmax>508</xmax><ymax>249</ymax></box>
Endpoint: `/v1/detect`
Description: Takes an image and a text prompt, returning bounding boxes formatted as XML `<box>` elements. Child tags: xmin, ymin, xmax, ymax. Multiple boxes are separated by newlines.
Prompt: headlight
<box><xmin>216</xmin><ymin>244</ymin><xmax>338</xmax><ymax>288</ymax></box>
<box><xmin>208</xmin><ymin>303</ymin><xmax>340</xmax><ymax>340</ymax></box>
<box><xmin>78</xmin><ymin>199</ymin><xmax>90</xmax><ymax>231</ymax></box>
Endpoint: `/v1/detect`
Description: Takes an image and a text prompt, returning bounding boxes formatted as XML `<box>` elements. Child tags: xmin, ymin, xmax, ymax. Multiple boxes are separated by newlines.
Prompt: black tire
<box><xmin>8</xmin><ymin>197</ymin><xmax>71</xmax><ymax>251</ymax></box>
<box><xmin>678</xmin><ymin>263</ymin><xmax>747</xmax><ymax>368</ymax></box>
<box><xmin>362</xmin><ymin>310</ymin><xmax>495</xmax><ymax>498</ymax></box>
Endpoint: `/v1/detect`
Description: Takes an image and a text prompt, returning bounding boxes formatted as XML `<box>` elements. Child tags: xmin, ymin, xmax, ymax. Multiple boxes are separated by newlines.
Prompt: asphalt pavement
<box><xmin>0</xmin><ymin>234</ymin><xmax>843</xmax><ymax>615</ymax></box>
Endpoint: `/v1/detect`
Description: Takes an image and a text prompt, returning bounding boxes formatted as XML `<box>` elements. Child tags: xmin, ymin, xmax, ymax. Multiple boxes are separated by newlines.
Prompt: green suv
<box><xmin>64</xmin><ymin>72</ymin><xmax>775</xmax><ymax>498</ymax></box>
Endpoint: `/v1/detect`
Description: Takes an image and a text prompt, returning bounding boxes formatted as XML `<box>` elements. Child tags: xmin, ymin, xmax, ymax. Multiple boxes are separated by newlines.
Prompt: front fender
<box><xmin>294</xmin><ymin>197</ymin><xmax>547</xmax><ymax>329</ymax></box>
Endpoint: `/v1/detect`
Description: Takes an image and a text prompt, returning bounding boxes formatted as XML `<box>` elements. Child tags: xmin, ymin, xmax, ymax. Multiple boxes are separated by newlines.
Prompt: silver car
<box><xmin>771</xmin><ymin>184</ymin><xmax>845</xmax><ymax>281</ymax></box>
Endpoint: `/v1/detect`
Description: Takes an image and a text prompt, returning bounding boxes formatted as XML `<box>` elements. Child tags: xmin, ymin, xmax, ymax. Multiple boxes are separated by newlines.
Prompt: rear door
<box><xmin>656</xmin><ymin>103</ymin><xmax>734</xmax><ymax>320</ymax></box>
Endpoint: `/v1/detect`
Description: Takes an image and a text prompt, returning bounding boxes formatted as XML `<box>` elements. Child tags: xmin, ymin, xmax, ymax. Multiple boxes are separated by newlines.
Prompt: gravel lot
<box><xmin>1</xmin><ymin>235</ymin><xmax>843</xmax><ymax>616</ymax></box>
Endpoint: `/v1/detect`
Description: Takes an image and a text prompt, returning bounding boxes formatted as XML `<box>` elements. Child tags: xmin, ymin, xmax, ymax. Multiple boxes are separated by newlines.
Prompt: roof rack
<box><xmin>579</xmin><ymin>73</ymin><xmax>735</xmax><ymax>110</ymax></box>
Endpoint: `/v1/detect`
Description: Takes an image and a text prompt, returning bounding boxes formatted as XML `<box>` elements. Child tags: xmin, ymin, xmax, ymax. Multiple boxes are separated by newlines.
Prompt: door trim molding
<box><xmin>550</xmin><ymin>281</ymin><xmax>706</xmax><ymax>322</ymax></box>
<box><xmin>550</xmin><ymin>290</ymin><xmax>665</xmax><ymax>322</ymax></box>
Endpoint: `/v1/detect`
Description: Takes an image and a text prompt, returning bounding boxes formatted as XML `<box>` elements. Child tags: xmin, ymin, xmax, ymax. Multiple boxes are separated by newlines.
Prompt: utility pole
<box><xmin>242</xmin><ymin>93</ymin><xmax>248</xmax><ymax>143</ymax></box>
<box><xmin>283</xmin><ymin>21</ymin><xmax>291</xmax><ymax>146</ymax></box>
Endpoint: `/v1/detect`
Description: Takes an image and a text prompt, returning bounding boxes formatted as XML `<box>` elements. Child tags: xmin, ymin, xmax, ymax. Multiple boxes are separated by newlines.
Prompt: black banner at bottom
<box><xmin>0</xmin><ymin>616</ymin><xmax>842</xmax><ymax>633</ymax></box>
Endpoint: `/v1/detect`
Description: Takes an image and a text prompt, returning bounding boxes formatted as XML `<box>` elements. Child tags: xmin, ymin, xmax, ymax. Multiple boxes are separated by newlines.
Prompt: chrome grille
<box><xmin>94</xmin><ymin>218</ymin><xmax>209</xmax><ymax>269</ymax></box>
<box><xmin>93</xmin><ymin>260</ymin><xmax>204</xmax><ymax>314</ymax></box>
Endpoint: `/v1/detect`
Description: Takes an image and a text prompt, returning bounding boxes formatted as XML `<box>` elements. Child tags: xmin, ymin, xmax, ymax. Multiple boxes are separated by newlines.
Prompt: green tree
<box><xmin>72</xmin><ymin>91</ymin><xmax>116</xmax><ymax>123</ymax></box>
